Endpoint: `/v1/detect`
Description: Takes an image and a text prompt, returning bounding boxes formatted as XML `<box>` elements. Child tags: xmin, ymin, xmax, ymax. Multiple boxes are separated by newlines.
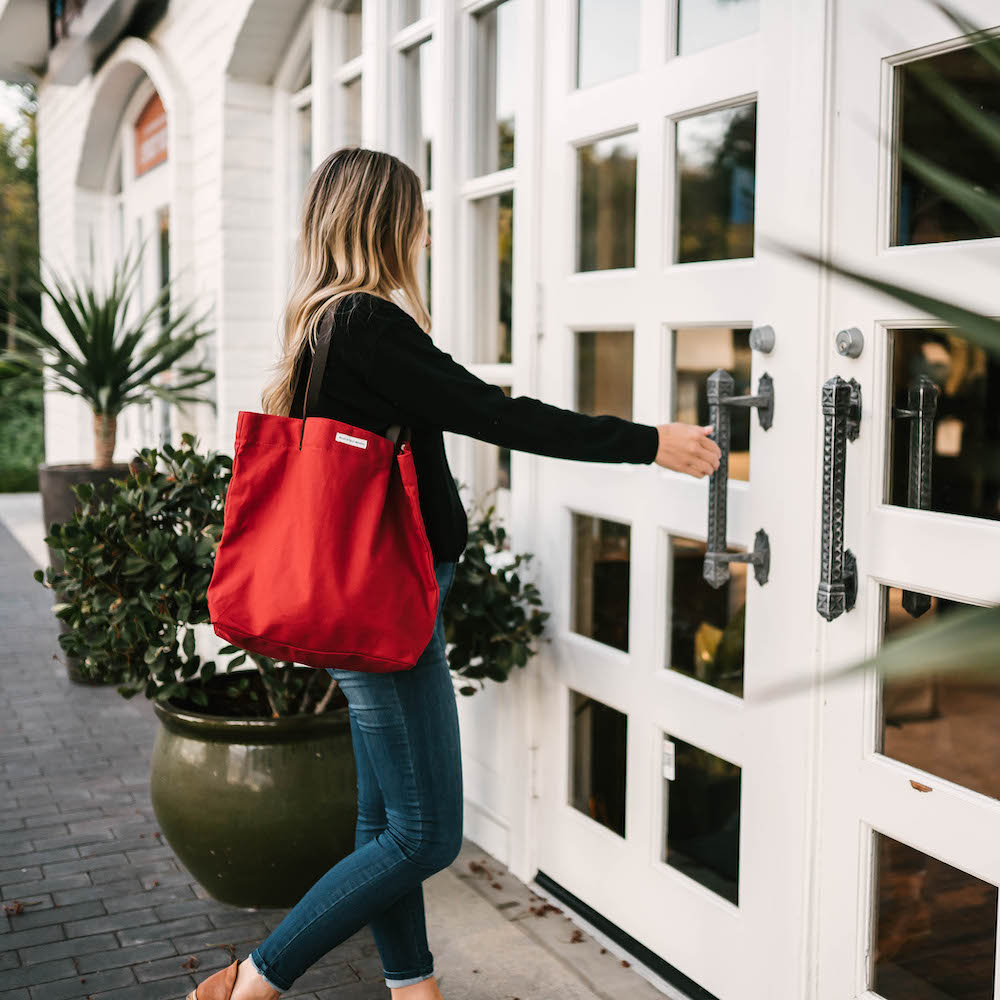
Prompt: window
<box><xmin>576</xmin><ymin>131</ymin><xmax>638</xmax><ymax>271</ymax></box>
<box><xmin>576</xmin><ymin>0</ymin><xmax>640</xmax><ymax>89</ymax></box>
<box><xmin>675</xmin><ymin>103</ymin><xmax>756</xmax><ymax>263</ymax></box>
<box><xmin>893</xmin><ymin>42</ymin><xmax>1000</xmax><ymax>246</ymax></box>
<box><xmin>675</xmin><ymin>0</ymin><xmax>759</xmax><ymax>57</ymax></box>
<box><xmin>572</xmin><ymin>513</ymin><xmax>631</xmax><ymax>652</ymax></box>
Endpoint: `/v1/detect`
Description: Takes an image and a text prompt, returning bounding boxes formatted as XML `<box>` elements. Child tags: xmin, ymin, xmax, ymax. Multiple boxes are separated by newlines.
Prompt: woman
<box><xmin>187</xmin><ymin>147</ymin><xmax>720</xmax><ymax>1000</ymax></box>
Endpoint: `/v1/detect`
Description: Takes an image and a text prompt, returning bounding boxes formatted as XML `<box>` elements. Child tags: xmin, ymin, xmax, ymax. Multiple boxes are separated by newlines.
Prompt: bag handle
<box><xmin>298</xmin><ymin>304</ymin><xmax>412</xmax><ymax>453</ymax></box>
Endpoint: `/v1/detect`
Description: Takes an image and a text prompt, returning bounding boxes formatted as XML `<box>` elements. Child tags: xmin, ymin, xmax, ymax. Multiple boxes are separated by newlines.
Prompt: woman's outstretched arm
<box><xmin>358</xmin><ymin>296</ymin><xmax>720</xmax><ymax>477</ymax></box>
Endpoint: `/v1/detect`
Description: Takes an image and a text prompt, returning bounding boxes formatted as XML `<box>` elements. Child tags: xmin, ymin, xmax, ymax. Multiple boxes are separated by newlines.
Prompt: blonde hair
<box><xmin>261</xmin><ymin>146</ymin><xmax>431</xmax><ymax>417</ymax></box>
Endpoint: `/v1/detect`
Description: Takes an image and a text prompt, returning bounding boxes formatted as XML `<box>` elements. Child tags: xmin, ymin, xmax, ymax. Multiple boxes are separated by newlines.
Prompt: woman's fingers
<box><xmin>689</xmin><ymin>438</ymin><xmax>720</xmax><ymax>471</ymax></box>
<box><xmin>698</xmin><ymin>432</ymin><xmax>722</xmax><ymax>463</ymax></box>
<box><xmin>653</xmin><ymin>422</ymin><xmax>723</xmax><ymax>477</ymax></box>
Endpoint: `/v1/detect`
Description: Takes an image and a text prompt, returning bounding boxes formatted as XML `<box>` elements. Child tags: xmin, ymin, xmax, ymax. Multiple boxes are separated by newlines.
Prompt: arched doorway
<box><xmin>73</xmin><ymin>41</ymin><xmax>201</xmax><ymax>462</ymax></box>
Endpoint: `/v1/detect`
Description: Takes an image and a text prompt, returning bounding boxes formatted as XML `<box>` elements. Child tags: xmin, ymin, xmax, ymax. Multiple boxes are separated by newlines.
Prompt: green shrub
<box><xmin>35</xmin><ymin>433</ymin><xmax>334</xmax><ymax>717</ymax></box>
<box><xmin>445</xmin><ymin>498</ymin><xmax>551</xmax><ymax>696</ymax></box>
<box><xmin>36</xmin><ymin>433</ymin><xmax>551</xmax><ymax>714</ymax></box>
<box><xmin>0</xmin><ymin>367</ymin><xmax>43</xmax><ymax>491</ymax></box>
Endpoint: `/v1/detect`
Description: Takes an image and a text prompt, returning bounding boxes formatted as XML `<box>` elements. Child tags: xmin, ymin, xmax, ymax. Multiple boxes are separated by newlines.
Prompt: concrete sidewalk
<box><xmin>0</xmin><ymin>494</ymin><xmax>668</xmax><ymax>1000</ymax></box>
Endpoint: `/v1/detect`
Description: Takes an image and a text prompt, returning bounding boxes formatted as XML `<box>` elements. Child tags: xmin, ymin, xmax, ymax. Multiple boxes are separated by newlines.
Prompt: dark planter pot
<box><xmin>150</xmin><ymin>696</ymin><xmax>358</xmax><ymax>908</ymax></box>
<box><xmin>38</xmin><ymin>461</ymin><xmax>133</xmax><ymax>685</ymax></box>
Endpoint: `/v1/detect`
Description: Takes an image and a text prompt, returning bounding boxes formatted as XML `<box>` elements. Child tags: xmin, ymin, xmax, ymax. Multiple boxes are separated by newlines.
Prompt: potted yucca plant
<box><xmin>0</xmin><ymin>238</ymin><xmax>215</xmax><ymax>680</ymax></box>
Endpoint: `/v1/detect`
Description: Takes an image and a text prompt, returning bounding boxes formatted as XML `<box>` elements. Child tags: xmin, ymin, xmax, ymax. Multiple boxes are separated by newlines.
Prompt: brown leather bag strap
<box><xmin>297</xmin><ymin>304</ymin><xmax>409</xmax><ymax>452</ymax></box>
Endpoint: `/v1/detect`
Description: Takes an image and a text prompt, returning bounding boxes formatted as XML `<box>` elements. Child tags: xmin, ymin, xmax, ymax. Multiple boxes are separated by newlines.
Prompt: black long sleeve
<box><xmin>289</xmin><ymin>291</ymin><xmax>661</xmax><ymax>563</ymax></box>
<box><xmin>360</xmin><ymin>296</ymin><xmax>660</xmax><ymax>465</ymax></box>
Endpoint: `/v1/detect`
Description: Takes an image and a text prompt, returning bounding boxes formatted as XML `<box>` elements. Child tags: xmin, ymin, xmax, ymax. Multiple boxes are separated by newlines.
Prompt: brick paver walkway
<box><xmin>0</xmin><ymin>518</ymin><xmax>389</xmax><ymax>999</ymax></box>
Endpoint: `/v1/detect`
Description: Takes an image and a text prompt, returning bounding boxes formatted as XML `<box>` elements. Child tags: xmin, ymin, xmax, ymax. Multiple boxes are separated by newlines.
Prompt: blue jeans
<box><xmin>248</xmin><ymin>559</ymin><xmax>462</xmax><ymax>991</ymax></box>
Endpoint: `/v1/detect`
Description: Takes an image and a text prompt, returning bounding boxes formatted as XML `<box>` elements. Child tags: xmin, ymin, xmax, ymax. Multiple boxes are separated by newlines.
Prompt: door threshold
<box><xmin>531</xmin><ymin>870</ymin><xmax>720</xmax><ymax>1000</ymax></box>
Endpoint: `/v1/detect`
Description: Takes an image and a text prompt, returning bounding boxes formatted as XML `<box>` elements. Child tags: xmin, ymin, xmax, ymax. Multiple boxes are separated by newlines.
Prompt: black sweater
<box><xmin>288</xmin><ymin>291</ymin><xmax>660</xmax><ymax>563</ymax></box>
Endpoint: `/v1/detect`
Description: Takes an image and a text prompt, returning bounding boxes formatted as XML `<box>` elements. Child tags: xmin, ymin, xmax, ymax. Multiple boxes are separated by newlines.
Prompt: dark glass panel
<box><xmin>663</xmin><ymin>735</ymin><xmax>740</xmax><ymax>904</ymax></box>
<box><xmin>572</xmin><ymin>514</ymin><xmax>631</xmax><ymax>652</ymax></box>
<box><xmin>888</xmin><ymin>328</ymin><xmax>1000</xmax><ymax>522</ymax></box>
<box><xmin>576</xmin><ymin>330</ymin><xmax>634</xmax><ymax>421</ymax></box>
<box><xmin>676</xmin><ymin>103</ymin><xmax>756</xmax><ymax>263</ymax></box>
<box><xmin>577</xmin><ymin>132</ymin><xmax>638</xmax><ymax>271</ymax></box>
<box><xmin>880</xmin><ymin>587</ymin><xmax>1000</xmax><ymax>802</ymax></box>
<box><xmin>894</xmin><ymin>43</ymin><xmax>1000</xmax><ymax>246</ymax></box>
<box><xmin>872</xmin><ymin>832</ymin><xmax>997</xmax><ymax>999</ymax></box>
<box><xmin>668</xmin><ymin>537</ymin><xmax>745</xmax><ymax>697</ymax></box>
<box><xmin>570</xmin><ymin>690</ymin><xmax>627</xmax><ymax>837</ymax></box>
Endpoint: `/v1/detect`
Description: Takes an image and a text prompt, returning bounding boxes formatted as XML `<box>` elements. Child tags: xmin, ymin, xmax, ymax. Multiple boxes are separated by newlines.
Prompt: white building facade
<box><xmin>11</xmin><ymin>0</ymin><xmax>1000</xmax><ymax>998</ymax></box>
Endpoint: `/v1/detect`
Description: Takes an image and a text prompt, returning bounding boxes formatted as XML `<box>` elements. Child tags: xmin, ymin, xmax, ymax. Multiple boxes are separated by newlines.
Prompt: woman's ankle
<box><xmin>389</xmin><ymin>974</ymin><xmax>442</xmax><ymax>999</ymax></box>
<box><xmin>231</xmin><ymin>957</ymin><xmax>281</xmax><ymax>1000</ymax></box>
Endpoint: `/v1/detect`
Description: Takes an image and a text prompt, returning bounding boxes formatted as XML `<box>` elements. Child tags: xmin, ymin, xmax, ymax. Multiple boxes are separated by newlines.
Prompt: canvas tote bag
<box><xmin>207</xmin><ymin>304</ymin><xmax>440</xmax><ymax>671</ymax></box>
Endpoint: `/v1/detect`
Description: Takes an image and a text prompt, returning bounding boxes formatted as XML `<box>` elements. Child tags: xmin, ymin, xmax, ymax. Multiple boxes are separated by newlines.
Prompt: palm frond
<box><xmin>0</xmin><ymin>238</ymin><xmax>216</xmax><ymax>419</ymax></box>
<box><xmin>762</xmin><ymin>240</ymin><xmax>1000</xmax><ymax>353</ymax></box>
<box><xmin>898</xmin><ymin>146</ymin><xmax>1000</xmax><ymax>236</ymax></box>
<box><xmin>751</xmin><ymin>605</ymin><xmax>1000</xmax><ymax>703</ymax></box>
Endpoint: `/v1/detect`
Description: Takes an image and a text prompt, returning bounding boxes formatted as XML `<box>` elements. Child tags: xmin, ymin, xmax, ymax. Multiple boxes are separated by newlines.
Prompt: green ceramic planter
<box><xmin>150</xmin><ymin>698</ymin><xmax>358</xmax><ymax>908</ymax></box>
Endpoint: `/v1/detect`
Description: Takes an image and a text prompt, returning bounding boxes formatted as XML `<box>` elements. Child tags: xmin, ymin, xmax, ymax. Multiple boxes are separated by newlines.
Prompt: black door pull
<box><xmin>817</xmin><ymin>376</ymin><xmax>862</xmax><ymax>621</ymax></box>
<box><xmin>702</xmin><ymin>369</ymin><xmax>773</xmax><ymax>589</ymax></box>
<box><xmin>891</xmin><ymin>374</ymin><xmax>939</xmax><ymax>617</ymax></box>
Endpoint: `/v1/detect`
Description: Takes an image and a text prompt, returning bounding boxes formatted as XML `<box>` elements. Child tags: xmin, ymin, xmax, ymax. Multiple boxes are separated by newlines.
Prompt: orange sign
<box><xmin>134</xmin><ymin>92</ymin><xmax>168</xmax><ymax>177</ymax></box>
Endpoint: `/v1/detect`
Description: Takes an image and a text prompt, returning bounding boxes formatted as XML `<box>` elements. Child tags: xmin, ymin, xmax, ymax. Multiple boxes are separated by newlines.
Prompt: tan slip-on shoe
<box><xmin>185</xmin><ymin>958</ymin><xmax>239</xmax><ymax>1000</ymax></box>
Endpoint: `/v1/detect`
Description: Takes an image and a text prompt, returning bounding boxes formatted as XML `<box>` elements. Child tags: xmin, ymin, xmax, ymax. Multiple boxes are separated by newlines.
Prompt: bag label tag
<box><xmin>335</xmin><ymin>432</ymin><xmax>369</xmax><ymax>449</ymax></box>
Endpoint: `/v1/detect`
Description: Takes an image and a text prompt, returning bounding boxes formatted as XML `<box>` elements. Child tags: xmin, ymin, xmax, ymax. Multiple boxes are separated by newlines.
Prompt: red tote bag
<box><xmin>206</xmin><ymin>306</ymin><xmax>440</xmax><ymax>672</ymax></box>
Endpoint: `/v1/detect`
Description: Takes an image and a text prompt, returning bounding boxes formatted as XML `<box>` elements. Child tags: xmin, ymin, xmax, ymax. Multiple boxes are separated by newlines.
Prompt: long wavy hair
<box><xmin>260</xmin><ymin>146</ymin><xmax>431</xmax><ymax>417</ymax></box>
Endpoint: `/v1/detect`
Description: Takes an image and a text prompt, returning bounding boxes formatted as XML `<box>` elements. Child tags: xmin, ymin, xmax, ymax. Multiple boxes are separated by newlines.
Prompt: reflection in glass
<box><xmin>872</xmin><ymin>832</ymin><xmax>997</xmax><ymax>999</ymax></box>
<box><xmin>297</xmin><ymin>103</ymin><xmax>312</xmax><ymax>200</ymax></box>
<box><xmin>400</xmin><ymin>0</ymin><xmax>429</xmax><ymax>26</ymax></box>
<box><xmin>676</xmin><ymin>103</ymin><xmax>756</xmax><ymax>263</ymax></box>
<box><xmin>571</xmin><ymin>690</ymin><xmax>627</xmax><ymax>837</ymax></box>
<box><xmin>676</xmin><ymin>0</ymin><xmax>759</xmax><ymax>56</ymax></box>
<box><xmin>668</xmin><ymin>537</ymin><xmax>745</xmax><ymax>697</ymax></box>
<box><xmin>343</xmin><ymin>0</ymin><xmax>363</xmax><ymax>61</ymax></box>
<box><xmin>475</xmin><ymin>0</ymin><xmax>517</xmax><ymax>174</ymax></box>
<box><xmin>893</xmin><ymin>43</ymin><xmax>1000</xmax><ymax>246</ymax></box>
<box><xmin>497</xmin><ymin>385</ymin><xmax>511</xmax><ymax>490</ymax></box>
<box><xmin>576</xmin><ymin>0</ymin><xmax>639</xmax><ymax>89</ymax></box>
<box><xmin>662</xmin><ymin>735</ymin><xmax>740</xmax><ymax>904</ymax></box>
<box><xmin>674</xmin><ymin>327</ymin><xmax>751</xmax><ymax>481</ymax></box>
<box><xmin>577</xmin><ymin>132</ymin><xmax>638</xmax><ymax>272</ymax></box>
<box><xmin>342</xmin><ymin>76</ymin><xmax>362</xmax><ymax>147</ymax></box>
<box><xmin>576</xmin><ymin>330</ymin><xmax>634</xmax><ymax>421</ymax></box>
<box><xmin>156</xmin><ymin>208</ymin><xmax>172</xmax><ymax>445</ymax></box>
<box><xmin>404</xmin><ymin>39</ymin><xmax>435</xmax><ymax>189</ymax></box>
<box><xmin>880</xmin><ymin>588</ymin><xmax>1000</xmax><ymax>802</ymax></box>
<box><xmin>473</xmin><ymin>189</ymin><xmax>513</xmax><ymax>364</ymax></box>
<box><xmin>156</xmin><ymin>207</ymin><xmax>171</xmax><ymax>335</ymax></box>
<box><xmin>572</xmin><ymin>513</ymin><xmax>630</xmax><ymax>652</ymax></box>
<box><xmin>423</xmin><ymin>208</ymin><xmax>432</xmax><ymax>314</ymax></box>
<box><xmin>888</xmin><ymin>329</ymin><xmax>1000</xmax><ymax>522</ymax></box>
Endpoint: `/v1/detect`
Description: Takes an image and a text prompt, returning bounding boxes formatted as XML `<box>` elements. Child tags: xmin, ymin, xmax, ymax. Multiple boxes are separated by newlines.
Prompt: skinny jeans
<box><xmin>248</xmin><ymin>558</ymin><xmax>462</xmax><ymax>990</ymax></box>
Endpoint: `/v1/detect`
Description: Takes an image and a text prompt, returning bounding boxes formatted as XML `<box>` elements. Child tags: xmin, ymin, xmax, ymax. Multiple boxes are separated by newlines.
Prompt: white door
<box><xmin>817</xmin><ymin>2</ymin><xmax>1000</xmax><ymax>998</ymax></box>
<box><xmin>532</xmin><ymin>2</ymin><xmax>831</xmax><ymax>998</ymax></box>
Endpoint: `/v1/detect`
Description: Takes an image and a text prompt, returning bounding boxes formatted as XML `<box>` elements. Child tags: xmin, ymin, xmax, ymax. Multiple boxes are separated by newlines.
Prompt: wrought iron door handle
<box><xmin>817</xmin><ymin>376</ymin><xmax>861</xmax><ymax>621</ymax></box>
<box><xmin>892</xmin><ymin>374</ymin><xmax>939</xmax><ymax>617</ymax></box>
<box><xmin>702</xmin><ymin>369</ymin><xmax>774</xmax><ymax>589</ymax></box>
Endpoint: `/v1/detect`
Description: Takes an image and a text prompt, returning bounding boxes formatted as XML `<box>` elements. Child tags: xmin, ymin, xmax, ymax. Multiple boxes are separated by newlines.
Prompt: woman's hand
<box><xmin>653</xmin><ymin>423</ymin><xmax>722</xmax><ymax>478</ymax></box>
